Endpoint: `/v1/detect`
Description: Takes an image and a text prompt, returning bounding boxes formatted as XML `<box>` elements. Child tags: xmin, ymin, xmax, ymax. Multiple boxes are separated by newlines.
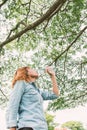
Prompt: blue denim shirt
<box><xmin>6</xmin><ymin>80</ymin><xmax>58</xmax><ymax>130</ymax></box>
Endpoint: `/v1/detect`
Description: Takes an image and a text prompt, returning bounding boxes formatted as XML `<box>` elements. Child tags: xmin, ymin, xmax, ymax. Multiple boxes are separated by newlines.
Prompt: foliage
<box><xmin>45</xmin><ymin>112</ymin><xmax>57</xmax><ymax>130</ymax></box>
<box><xmin>0</xmin><ymin>0</ymin><xmax>87</xmax><ymax>109</ymax></box>
<box><xmin>62</xmin><ymin>121</ymin><xmax>85</xmax><ymax>130</ymax></box>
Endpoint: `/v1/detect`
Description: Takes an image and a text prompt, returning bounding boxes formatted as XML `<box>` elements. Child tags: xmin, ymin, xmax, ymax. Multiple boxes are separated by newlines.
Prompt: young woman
<box><xmin>6</xmin><ymin>66</ymin><xmax>60</xmax><ymax>130</ymax></box>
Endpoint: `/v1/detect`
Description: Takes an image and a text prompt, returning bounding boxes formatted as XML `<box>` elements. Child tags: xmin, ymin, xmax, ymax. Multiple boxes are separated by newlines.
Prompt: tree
<box><xmin>0</xmin><ymin>0</ymin><xmax>87</xmax><ymax>109</ymax></box>
<box><xmin>62</xmin><ymin>121</ymin><xmax>85</xmax><ymax>130</ymax></box>
<box><xmin>46</xmin><ymin>112</ymin><xmax>57</xmax><ymax>130</ymax></box>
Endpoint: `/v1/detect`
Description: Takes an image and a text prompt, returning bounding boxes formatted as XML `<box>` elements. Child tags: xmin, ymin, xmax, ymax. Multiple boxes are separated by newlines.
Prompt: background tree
<box><xmin>62</xmin><ymin>121</ymin><xmax>85</xmax><ymax>130</ymax></box>
<box><xmin>45</xmin><ymin>112</ymin><xmax>58</xmax><ymax>130</ymax></box>
<box><xmin>0</xmin><ymin>0</ymin><xmax>87</xmax><ymax>109</ymax></box>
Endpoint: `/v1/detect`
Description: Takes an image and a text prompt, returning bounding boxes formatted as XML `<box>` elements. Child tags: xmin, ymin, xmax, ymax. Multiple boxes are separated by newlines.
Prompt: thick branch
<box><xmin>47</xmin><ymin>2</ymin><xmax>64</xmax><ymax>20</ymax></box>
<box><xmin>0</xmin><ymin>0</ymin><xmax>67</xmax><ymax>48</ymax></box>
<box><xmin>49</xmin><ymin>26</ymin><xmax>87</xmax><ymax>65</ymax></box>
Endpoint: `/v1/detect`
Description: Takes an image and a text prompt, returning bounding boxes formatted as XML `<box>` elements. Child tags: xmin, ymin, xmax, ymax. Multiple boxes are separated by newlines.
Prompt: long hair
<box><xmin>12</xmin><ymin>66</ymin><xmax>30</xmax><ymax>87</ymax></box>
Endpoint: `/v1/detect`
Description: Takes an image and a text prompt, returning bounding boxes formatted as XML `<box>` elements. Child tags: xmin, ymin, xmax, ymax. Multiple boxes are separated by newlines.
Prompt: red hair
<box><xmin>12</xmin><ymin>66</ymin><xmax>30</xmax><ymax>87</ymax></box>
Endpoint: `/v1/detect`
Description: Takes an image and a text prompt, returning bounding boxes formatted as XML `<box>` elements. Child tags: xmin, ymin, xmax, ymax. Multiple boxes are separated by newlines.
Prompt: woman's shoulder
<box><xmin>14</xmin><ymin>80</ymin><xmax>29</xmax><ymax>87</ymax></box>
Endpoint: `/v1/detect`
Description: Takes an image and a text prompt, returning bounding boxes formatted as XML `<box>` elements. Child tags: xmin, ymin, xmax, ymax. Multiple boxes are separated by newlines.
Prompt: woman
<box><xmin>6</xmin><ymin>66</ymin><xmax>60</xmax><ymax>130</ymax></box>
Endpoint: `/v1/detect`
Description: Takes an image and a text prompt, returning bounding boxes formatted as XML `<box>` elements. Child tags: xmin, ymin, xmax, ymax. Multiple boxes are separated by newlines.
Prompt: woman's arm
<box><xmin>45</xmin><ymin>67</ymin><xmax>60</xmax><ymax>96</ymax></box>
<box><xmin>50</xmin><ymin>74</ymin><xmax>60</xmax><ymax>96</ymax></box>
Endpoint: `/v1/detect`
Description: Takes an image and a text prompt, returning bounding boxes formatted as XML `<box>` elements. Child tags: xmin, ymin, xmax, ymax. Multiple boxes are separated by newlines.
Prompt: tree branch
<box><xmin>49</xmin><ymin>26</ymin><xmax>87</xmax><ymax>65</ymax></box>
<box><xmin>0</xmin><ymin>88</ymin><xmax>8</xmax><ymax>100</ymax></box>
<box><xmin>81</xmin><ymin>61</ymin><xmax>87</xmax><ymax>65</ymax></box>
<box><xmin>80</xmin><ymin>61</ymin><xmax>87</xmax><ymax>79</ymax></box>
<box><xmin>65</xmin><ymin>92</ymin><xmax>87</xmax><ymax>106</ymax></box>
<box><xmin>25</xmin><ymin>0</ymin><xmax>32</xmax><ymax>22</ymax></box>
<box><xmin>0</xmin><ymin>0</ymin><xmax>67</xmax><ymax>48</ymax></box>
<box><xmin>6</xmin><ymin>20</ymin><xmax>27</xmax><ymax>40</ymax></box>
<box><xmin>0</xmin><ymin>0</ymin><xmax>8</xmax><ymax>8</ymax></box>
<box><xmin>47</xmin><ymin>1</ymin><xmax>64</xmax><ymax>20</ymax></box>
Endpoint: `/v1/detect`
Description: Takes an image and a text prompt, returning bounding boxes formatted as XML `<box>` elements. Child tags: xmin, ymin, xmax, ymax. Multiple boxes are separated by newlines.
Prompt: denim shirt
<box><xmin>6</xmin><ymin>80</ymin><xmax>58</xmax><ymax>130</ymax></box>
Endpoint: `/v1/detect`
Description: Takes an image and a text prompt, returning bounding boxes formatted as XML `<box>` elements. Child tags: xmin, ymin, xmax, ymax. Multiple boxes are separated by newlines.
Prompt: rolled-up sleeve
<box><xmin>6</xmin><ymin>81</ymin><xmax>25</xmax><ymax>128</ymax></box>
<box><xmin>40</xmin><ymin>89</ymin><xmax>58</xmax><ymax>100</ymax></box>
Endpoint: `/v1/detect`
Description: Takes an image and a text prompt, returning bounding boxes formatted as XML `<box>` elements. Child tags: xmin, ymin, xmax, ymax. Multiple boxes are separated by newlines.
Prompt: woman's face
<box><xmin>27</xmin><ymin>68</ymin><xmax>39</xmax><ymax>82</ymax></box>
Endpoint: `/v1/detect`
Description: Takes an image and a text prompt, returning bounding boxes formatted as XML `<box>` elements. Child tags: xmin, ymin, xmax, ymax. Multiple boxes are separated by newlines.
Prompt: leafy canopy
<box><xmin>0</xmin><ymin>0</ymin><xmax>87</xmax><ymax>109</ymax></box>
